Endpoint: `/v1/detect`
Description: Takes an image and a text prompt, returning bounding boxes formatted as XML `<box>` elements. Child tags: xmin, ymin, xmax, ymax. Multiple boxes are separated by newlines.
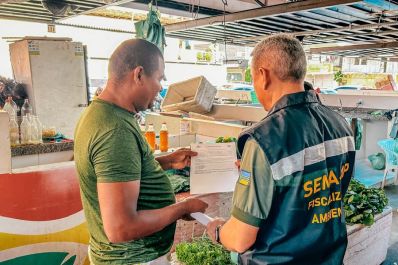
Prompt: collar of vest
<box><xmin>267</xmin><ymin>90</ymin><xmax>319</xmax><ymax>116</ymax></box>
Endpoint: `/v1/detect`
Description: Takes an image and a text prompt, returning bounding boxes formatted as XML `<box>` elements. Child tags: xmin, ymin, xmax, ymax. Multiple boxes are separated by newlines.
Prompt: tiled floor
<box><xmin>354</xmin><ymin>159</ymin><xmax>396</xmax><ymax>188</ymax></box>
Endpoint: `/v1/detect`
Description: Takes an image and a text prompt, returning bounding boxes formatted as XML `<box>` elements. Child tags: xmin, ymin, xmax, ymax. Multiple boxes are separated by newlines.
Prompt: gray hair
<box><xmin>251</xmin><ymin>34</ymin><xmax>307</xmax><ymax>82</ymax></box>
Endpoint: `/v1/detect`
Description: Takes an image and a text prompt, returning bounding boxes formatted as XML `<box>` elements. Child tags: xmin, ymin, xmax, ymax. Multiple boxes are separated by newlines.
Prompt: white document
<box><xmin>190</xmin><ymin>212</ymin><xmax>214</xmax><ymax>226</ymax></box>
<box><xmin>190</xmin><ymin>142</ymin><xmax>239</xmax><ymax>194</ymax></box>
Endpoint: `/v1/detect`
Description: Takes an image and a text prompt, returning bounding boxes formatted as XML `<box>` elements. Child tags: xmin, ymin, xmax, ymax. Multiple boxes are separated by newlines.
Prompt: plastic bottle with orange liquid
<box><xmin>145</xmin><ymin>124</ymin><xmax>156</xmax><ymax>151</ymax></box>
<box><xmin>159</xmin><ymin>122</ymin><xmax>169</xmax><ymax>152</ymax></box>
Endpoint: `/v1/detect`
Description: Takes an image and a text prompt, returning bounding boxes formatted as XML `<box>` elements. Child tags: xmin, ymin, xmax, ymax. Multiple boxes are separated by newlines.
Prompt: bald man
<box><xmin>74</xmin><ymin>39</ymin><xmax>207</xmax><ymax>265</ymax></box>
<box><xmin>207</xmin><ymin>34</ymin><xmax>355</xmax><ymax>265</ymax></box>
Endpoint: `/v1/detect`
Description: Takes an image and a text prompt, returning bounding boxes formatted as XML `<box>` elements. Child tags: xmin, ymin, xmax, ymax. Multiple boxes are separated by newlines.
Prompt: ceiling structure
<box><xmin>0</xmin><ymin>0</ymin><xmax>266</xmax><ymax>23</ymax></box>
<box><xmin>164</xmin><ymin>0</ymin><xmax>398</xmax><ymax>47</ymax></box>
<box><xmin>310</xmin><ymin>41</ymin><xmax>398</xmax><ymax>58</ymax></box>
<box><xmin>2</xmin><ymin>0</ymin><xmax>398</xmax><ymax>59</ymax></box>
<box><xmin>118</xmin><ymin>0</ymin><xmax>273</xmax><ymax>18</ymax></box>
<box><xmin>0</xmin><ymin>0</ymin><xmax>125</xmax><ymax>23</ymax></box>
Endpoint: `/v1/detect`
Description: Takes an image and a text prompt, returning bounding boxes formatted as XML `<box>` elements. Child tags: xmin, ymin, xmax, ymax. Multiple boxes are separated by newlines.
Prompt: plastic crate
<box><xmin>161</xmin><ymin>76</ymin><xmax>217</xmax><ymax>114</ymax></box>
<box><xmin>378</xmin><ymin>139</ymin><xmax>398</xmax><ymax>166</ymax></box>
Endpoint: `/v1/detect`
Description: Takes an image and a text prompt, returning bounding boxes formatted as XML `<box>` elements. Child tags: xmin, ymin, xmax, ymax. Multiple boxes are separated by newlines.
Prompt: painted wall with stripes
<box><xmin>0</xmin><ymin>164</ymin><xmax>90</xmax><ymax>265</ymax></box>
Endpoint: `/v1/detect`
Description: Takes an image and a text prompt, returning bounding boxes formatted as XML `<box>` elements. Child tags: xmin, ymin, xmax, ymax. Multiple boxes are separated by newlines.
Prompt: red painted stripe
<box><xmin>0</xmin><ymin>166</ymin><xmax>83</xmax><ymax>221</ymax></box>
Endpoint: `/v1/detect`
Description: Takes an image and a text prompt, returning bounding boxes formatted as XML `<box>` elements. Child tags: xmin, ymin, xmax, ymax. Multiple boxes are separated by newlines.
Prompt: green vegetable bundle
<box><xmin>176</xmin><ymin>236</ymin><xmax>234</xmax><ymax>265</ymax></box>
<box><xmin>216</xmin><ymin>136</ymin><xmax>237</xmax><ymax>143</ymax></box>
<box><xmin>344</xmin><ymin>179</ymin><xmax>388</xmax><ymax>226</ymax></box>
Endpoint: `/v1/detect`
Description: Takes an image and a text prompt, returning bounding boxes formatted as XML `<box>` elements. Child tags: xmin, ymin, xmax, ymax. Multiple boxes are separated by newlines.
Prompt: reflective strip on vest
<box><xmin>270</xmin><ymin>136</ymin><xmax>355</xmax><ymax>180</ymax></box>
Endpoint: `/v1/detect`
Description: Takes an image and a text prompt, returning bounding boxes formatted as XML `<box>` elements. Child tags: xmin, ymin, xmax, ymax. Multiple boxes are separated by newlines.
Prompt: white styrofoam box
<box><xmin>161</xmin><ymin>76</ymin><xmax>217</xmax><ymax>114</ymax></box>
<box><xmin>0</xmin><ymin>111</ymin><xmax>11</xmax><ymax>173</ymax></box>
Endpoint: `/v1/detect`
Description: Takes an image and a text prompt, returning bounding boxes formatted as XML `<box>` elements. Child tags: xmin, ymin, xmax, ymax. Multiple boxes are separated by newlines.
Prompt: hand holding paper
<box><xmin>190</xmin><ymin>142</ymin><xmax>239</xmax><ymax>194</ymax></box>
<box><xmin>190</xmin><ymin>212</ymin><xmax>214</xmax><ymax>226</ymax></box>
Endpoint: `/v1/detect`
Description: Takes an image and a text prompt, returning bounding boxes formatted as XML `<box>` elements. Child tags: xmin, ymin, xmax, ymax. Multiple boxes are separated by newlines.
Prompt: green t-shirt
<box><xmin>74</xmin><ymin>99</ymin><xmax>176</xmax><ymax>265</ymax></box>
<box><xmin>232</xmin><ymin>138</ymin><xmax>275</xmax><ymax>227</ymax></box>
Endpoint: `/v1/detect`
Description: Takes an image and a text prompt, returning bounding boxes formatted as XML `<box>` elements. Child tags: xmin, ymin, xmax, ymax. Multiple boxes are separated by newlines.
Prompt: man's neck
<box><xmin>270</xmin><ymin>82</ymin><xmax>304</xmax><ymax>108</ymax></box>
<box><xmin>98</xmin><ymin>86</ymin><xmax>137</xmax><ymax>113</ymax></box>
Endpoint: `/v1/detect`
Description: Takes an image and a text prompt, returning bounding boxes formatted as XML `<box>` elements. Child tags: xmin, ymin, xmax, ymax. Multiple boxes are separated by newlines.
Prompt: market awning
<box><xmin>164</xmin><ymin>0</ymin><xmax>398</xmax><ymax>46</ymax></box>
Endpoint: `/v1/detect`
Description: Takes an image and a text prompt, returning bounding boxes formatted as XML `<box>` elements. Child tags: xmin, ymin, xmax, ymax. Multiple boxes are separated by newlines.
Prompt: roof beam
<box><xmin>164</xmin><ymin>0</ymin><xmax>362</xmax><ymax>32</ymax></box>
<box><xmin>310</xmin><ymin>42</ymin><xmax>398</xmax><ymax>53</ymax></box>
<box><xmin>0</xmin><ymin>1</ymin><xmax>25</xmax><ymax>3</ymax></box>
<box><xmin>169</xmin><ymin>0</ymin><xmax>259</xmax><ymax>13</ymax></box>
<box><xmin>307</xmin><ymin>29</ymin><xmax>398</xmax><ymax>42</ymax></box>
<box><xmin>235</xmin><ymin>20</ymin><xmax>398</xmax><ymax>42</ymax></box>
<box><xmin>0</xmin><ymin>0</ymin><xmax>118</xmax><ymax>3</ymax></box>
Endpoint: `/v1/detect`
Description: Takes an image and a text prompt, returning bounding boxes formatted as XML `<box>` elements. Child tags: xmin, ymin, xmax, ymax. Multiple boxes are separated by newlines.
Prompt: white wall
<box><xmin>306</xmin><ymin>74</ymin><xmax>338</xmax><ymax>89</ymax></box>
<box><xmin>0</xmin><ymin>17</ymin><xmax>228</xmax><ymax>86</ymax></box>
<box><xmin>0</xmin><ymin>17</ymin><xmax>135</xmax><ymax>79</ymax></box>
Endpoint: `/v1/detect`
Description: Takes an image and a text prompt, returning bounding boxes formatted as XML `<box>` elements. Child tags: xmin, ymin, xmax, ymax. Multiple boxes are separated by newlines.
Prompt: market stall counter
<box><xmin>0</xmin><ymin>161</ymin><xmax>392</xmax><ymax>265</ymax></box>
<box><xmin>11</xmin><ymin>141</ymin><xmax>74</xmax><ymax>169</ymax></box>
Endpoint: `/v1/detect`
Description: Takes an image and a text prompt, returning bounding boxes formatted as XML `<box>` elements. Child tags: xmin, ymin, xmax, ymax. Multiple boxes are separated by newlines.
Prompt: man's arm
<box><xmin>207</xmin><ymin>139</ymin><xmax>274</xmax><ymax>253</ymax></box>
<box><xmin>207</xmin><ymin>217</ymin><xmax>258</xmax><ymax>253</ymax></box>
<box><xmin>98</xmin><ymin>180</ymin><xmax>207</xmax><ymax>243</ymax></box>
<box><xmin>92</xmin><ymin>129</ymin><xmax>206</xmax><ymax>243</ymax></box>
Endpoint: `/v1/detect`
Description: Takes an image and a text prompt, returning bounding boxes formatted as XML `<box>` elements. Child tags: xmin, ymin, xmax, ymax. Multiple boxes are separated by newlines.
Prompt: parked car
<box><xmin>218</xmin><ymin>83</ymin><xmax>253</xmax><ymax>91</ymax></box>
<box><xmin>320</xmin><ymin>89</ymin><xmax>337</xmax><ymax>94</ymax></box>
<box><xmin>320</xmin><ymin>85</ymin><xmax>366</xmax><ymax>95</ymax></box>
<box><xmin>160</xmin><ymin>85</ymin><xmax>168</xmax><ymax>98</ymax></box>
<box><xmin>334</xmin><ymin>85</ymin><xmax>364</xmax><ymax>91</ymax></box>
<box><xmin>233</xmin><ymin>86</ymin><xmax>254</xmax><ymax>91</ymax></box>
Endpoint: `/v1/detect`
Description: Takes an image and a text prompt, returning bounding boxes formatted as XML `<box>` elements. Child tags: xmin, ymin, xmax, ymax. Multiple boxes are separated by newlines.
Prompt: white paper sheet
<box><xmin>190</xmin><ymin>212</ymin><xmax>214</xmax><ymax>226</ymax></box>
<box><xmin>190</xmin><ymin>142</ymin><xmax>239</xmax><ymax>194</ymax></box>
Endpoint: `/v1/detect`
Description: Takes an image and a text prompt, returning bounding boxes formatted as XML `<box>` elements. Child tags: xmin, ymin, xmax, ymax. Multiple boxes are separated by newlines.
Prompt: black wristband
<box><xmin>215</xmin><ymin>225</ymin><xmax>222</xmax><ymax>244</ymax></box>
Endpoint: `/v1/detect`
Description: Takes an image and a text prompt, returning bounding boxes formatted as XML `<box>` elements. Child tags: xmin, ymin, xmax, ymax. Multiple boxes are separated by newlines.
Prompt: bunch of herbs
<box><xmin>344</xmin><ymin>179</ymin><xmax>388</xmax><ymax>226</ymax></box>
<box><xmin>176</xmin><ymin>236</ymin><xmax>233</xmax><ymax>265</ymax></box>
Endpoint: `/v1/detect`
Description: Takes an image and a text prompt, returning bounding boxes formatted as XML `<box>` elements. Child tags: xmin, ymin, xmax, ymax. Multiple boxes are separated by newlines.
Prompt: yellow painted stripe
<box><xmin>239</xmin><ymin>179</ymin><xmax>250</xmax><ymax>185</ymax></box>
<box><xmin>0</xmin><ymin>222</ymin><xmax>89</xmax><ymax>250</ymax></box>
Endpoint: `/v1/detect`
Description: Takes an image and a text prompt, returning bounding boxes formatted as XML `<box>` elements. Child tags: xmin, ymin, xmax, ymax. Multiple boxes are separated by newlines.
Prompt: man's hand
<box><xmin>235</xmin><ymin>160</ymin><xmax>241</xmax><ymax>170</ymax></box>
<box><xmin>181</xmin><ymin>197</ymin><xmax>208</xmax><ymax>220</ymax></box>
<box><xmin>156</xmin><ymin>148</ymin><xmax>197</xmax><ymax>171</ymax></box>
<box><xmin>206</xmin><ymin>218</ymin><xmax>226</xmax><ymax>244</ymax></box>
<box><xmin>169</xmin><ymin>148</ymin><xmax>198</xmax><ymax>170</ymax></box>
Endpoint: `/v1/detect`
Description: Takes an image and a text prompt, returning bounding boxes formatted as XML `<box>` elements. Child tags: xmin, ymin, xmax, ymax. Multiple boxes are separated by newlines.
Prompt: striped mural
<box><xmin>0</xmin><ymin>164</ymin><xmax>89</xmax><ymax>265</ymax></box>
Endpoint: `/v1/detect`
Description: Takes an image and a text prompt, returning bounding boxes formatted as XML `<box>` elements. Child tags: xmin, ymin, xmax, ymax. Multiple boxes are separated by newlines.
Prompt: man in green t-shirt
<box><xmin>74</xmin><ymin>39</ymin><xmax>208</xmax><ymax>265</ymax></box>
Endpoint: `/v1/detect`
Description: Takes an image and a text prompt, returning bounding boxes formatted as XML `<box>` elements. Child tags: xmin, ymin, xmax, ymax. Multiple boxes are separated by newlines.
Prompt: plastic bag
<box><xmin>395</xmin><ymin>139</ymin><xmax>398</xmax><ymax>153</ymax></box>
<box><xmin>368</xmin><ymin>153</ymin><xmax>386</xmax><ymax>170</ymax></box>
<box><xmin>134</xmin><ymin>4</ymin><xmax>166</xmax><ymax>53</ymax></box>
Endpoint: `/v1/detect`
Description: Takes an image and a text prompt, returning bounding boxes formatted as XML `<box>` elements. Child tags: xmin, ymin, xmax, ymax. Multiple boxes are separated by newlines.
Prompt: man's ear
<box><xmin>132</xmin><ymin>66</ymin><xmax>144</xmax><ymax>83</ymax></box>
<box><xmin>259</xmin><ymin>67</ymin><xmax>271</xmax><ymax>90</ymax></box>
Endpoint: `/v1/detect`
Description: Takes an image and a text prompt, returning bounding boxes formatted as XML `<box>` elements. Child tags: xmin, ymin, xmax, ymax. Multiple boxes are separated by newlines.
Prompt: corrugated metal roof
<box><xmin>0</xmin><ymin>0</ymin><xmax>112</xmax><ymax>23</ymax></box>
<box><xmin>164</xmin><ymin>0</ymin><xmax>398</xmax><ymax>47</ymax></box>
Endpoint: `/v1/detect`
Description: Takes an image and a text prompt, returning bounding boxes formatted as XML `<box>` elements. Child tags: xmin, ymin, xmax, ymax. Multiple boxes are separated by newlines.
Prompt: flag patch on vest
<box><xmin>239</xmin><ymin>170</ymin><xmax>251</xmax><ymax>186</ymax></box>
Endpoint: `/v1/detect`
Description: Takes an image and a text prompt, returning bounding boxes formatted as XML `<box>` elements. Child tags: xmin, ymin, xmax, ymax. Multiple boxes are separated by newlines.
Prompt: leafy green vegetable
<box><xmin>215</xmin><ymin>136</ymin><xmax>237</xmax><ymax>143</ymax></box>
<box><xmin>343</xmin><ymin>179</ymin><xmax>388</xmax><ymax>226</ymax></box>
<box><xmin>176</xmin><ymin>236</ymin><xmax>234</xmax><ymax>265</ymax></box>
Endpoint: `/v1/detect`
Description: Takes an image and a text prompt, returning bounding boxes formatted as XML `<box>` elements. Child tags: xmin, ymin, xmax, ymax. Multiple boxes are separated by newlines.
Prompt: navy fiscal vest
<box><xmin>237</xmin><ymin>91</ymin><xmax>355</xmax><ymax>265</ymax></box>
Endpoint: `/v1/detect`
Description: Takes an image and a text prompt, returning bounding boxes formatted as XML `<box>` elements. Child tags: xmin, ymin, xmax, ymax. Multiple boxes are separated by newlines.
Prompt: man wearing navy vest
<box><xmin>207</xmin><ymin>34</ymin><xmax>356</xmax><ymax>265</ymax></box>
